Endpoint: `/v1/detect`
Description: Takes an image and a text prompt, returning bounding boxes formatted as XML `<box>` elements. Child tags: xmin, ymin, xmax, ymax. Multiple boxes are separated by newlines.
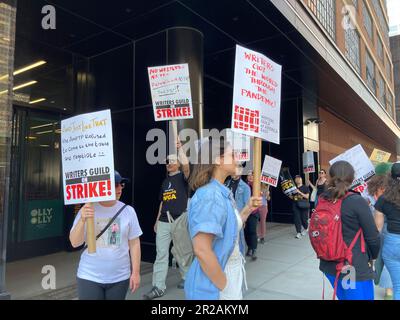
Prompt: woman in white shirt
<box><xmin>70</xmin><ymin>171</ymin><xmax>142</xmax><ymax>300</ymax></box>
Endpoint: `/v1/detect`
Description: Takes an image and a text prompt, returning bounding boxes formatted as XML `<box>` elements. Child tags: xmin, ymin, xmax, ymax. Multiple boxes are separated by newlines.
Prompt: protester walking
<box><xmin>367</xmin><ymin>173</ymin><xmax>393</xmax><ymax>299</ymax></box>
<box><xmin>143</xmin><ymin>141</ymin><xmax>190</xmax><ymax>300</ymax></box>
<box><xmin>257</xmin><ymin>184</ymin><xmax>270</xmax><ymax>244</ymax></box>
<box><xmin>70</xmin><ymin>171</ymin><xmax>142</xmax><ymax>300</ymax></box>
<box><xmin>316</xmin><ymin>161</ymin><xmax>381</xmax><ymax>300</ymax></box>
<box><xmin>244</xmin><ymin>171</ymin><xmax>260</xmax><ymax>260</ymax></box>
<box><xmin>184</xmin><ymin>138</ymin><xmax>261</xmax><ymax>300</ymax></box>
<box><xmin>374</xmin><ymin>162</ymin><xmax>400</xmax><ymax>300</ymax></box>
<box><xmin>293</xmin><ymin>175</ymin><xmax>310</xmax><ymax>239</ymax></box>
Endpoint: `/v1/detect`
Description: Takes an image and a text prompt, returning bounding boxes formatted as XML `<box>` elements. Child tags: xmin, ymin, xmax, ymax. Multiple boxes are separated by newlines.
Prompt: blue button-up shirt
<box><xmin>184</xmin><ymin>179</ymin><xmax>246</xmax><ymax>300</ymax></box>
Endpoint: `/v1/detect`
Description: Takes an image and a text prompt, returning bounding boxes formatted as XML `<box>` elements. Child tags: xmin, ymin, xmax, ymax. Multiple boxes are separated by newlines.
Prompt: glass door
<box><xmin>8</xmin><ymin>107</ymin><xmax>64</xmax><ymax>260</ymax></box>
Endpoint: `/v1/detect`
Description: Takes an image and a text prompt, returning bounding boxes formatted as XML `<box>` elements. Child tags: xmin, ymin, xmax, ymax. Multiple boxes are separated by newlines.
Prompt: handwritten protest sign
<box><xmin>329</xmin><ymin>144</ymin><xmax>375</xmax><ymax>190</ymax></box>
<box><xmin>303</xmin><ymin>151</ymin><xmax>315</xmax><ymax>174</ymax></box>
<box><xmin>226</xmin><ymin>129</ymin><xmax>251</xmax><ymax>162</ymax></box>
<box><xmin>61</xmin><ymin>110</ymin><xmax>115</xmax><ymax>205</ymax></box>
<box><xmin>148</xmin><ymin>63</ymin><xmax>193</xmax><ymax>122</ymax></box>
<box><xmin>231</xmin><ymin>45</ymin><xmax>282</xmax><ymax>144</ymax></box>
<box><xmin>261</xmin><ymin>155</ymin><xmax>282</xmax><ymax>187</ymax></box>
<box><xmin>370</xmin><ymin>149</ymin><xmax>391</xmax><ymax>166</ymax></box>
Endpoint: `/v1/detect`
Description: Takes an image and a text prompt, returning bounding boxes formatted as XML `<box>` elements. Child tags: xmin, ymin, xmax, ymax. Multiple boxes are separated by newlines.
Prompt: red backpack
<box><xmin>309</xmin><ymin>193</ymin><xmax>365</xmax><ymax>300</ymax></box>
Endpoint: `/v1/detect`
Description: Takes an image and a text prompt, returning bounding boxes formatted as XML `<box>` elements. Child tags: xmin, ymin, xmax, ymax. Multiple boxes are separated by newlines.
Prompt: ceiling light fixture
<box><xmin>0</xmin><ymin>80</ymin><xmax>38</xmax><ymax>95</ymax></box>
<box><xmin>29</xmin><ymin>98</ymin><xmax>46</xmax><ymax>104</ymax></box>
<box><xmin>0</xmin><ymin>60</ymin><xmax>46</xmax><ymax>81</ymax></box>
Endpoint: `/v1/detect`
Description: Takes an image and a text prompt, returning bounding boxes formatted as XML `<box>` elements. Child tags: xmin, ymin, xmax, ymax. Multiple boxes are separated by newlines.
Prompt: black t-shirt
<box><xmin>316</xmin><ymin>182</ymin><xmax>327</xmax><ymax>196</ymax></box>
<box><xmin>294</xmin><ymin>185</ymin><xmax>309</xmax><ymax>201</ymax></box>
<box><xmin>375</xmin><ymin>196</ymin><xmax>400</xmax><ymax>235</ymax></box>
<box><xmin>319</xmin><ymin>193</ymin><xmax>381</xmax><ymax>281</ymax></box>
<box><xmin>225</xmin><ymin>178</ymin><xmax>240</xmax><ymax>199</ymax></box>
<box><xmin>158</xmin><ymin>172</ymin><xmax>188</xmax><ymax>222</ymax></box>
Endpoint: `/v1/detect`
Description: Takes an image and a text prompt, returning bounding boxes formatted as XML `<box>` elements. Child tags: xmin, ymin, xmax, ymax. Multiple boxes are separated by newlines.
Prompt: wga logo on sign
<box><xmin>42</xmin><ymin>5</ymin><xmax>56</xmax><ymax>30</ymax></box>
<box><xmin>31</xmin><ymin>208</ymin><xmax>53</xmax><ymax>225</ymax></box>
<box><xmin>341</xmin><ymin>5</ymin><xmax>356</xmax><ymax>31</ymax></box>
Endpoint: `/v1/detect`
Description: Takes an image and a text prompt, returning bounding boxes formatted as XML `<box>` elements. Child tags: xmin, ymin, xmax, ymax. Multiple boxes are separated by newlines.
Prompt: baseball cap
<box><xmin>166</xmin><ymin>154</ymin><xmax>178</xmax><ymax>164</ymax></box>
<box><xmin>115</xmin><ymin>171</ymin><xmax>130</xmax><ymax>184</ymax></box>
<box><xmin>391</xmin><ymin>162</ymin><xmax>400</xmax><ymax>180</ymax></box>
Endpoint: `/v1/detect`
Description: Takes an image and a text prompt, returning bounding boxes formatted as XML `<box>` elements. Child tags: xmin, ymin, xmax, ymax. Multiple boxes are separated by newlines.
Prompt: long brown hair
<box><xmin>367</xmin><ymin>174</ymin><xmax>389</xmax><ymax>197</ymax></box>
<box><xmin>382</xmin><ymin>177</ymin><xmax>400</xmax><ymax>208</ymax></box>
<box><xmin>323</xmin><ymin>161</ymin><xmax>355</xmax><ymax>201</ymax></box>
<box><xmin>188</xmin><ymin>137</ymin><xmax>227</xmax><ymax>191</ymax></box>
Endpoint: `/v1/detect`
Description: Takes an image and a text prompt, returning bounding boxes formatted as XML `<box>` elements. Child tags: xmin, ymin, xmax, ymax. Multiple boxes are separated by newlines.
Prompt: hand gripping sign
<box><xmin>231</xmin><ymin>45</ymin><xmax>282</xmax><ymax>197</ymax></box>
<box><xmin>61</xmin><ymin>109</ymin><xmax>115</xmax><ymax>254</ymax></box>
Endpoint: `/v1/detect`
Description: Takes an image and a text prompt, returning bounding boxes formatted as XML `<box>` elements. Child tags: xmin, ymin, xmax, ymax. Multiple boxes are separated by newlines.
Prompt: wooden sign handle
<box><xmin>253</xmin><ymin>137</ymin><xmax>262</xmax><ymax>197</ymax></box>
<box><xmin>172</xmin><ymin>120</ymin><xmax>178</xmax><ymax>143</ymax></box>
<box><xmin>86</xmin><ymin>202</ymin><xmax>96</xmax><ymax>254</ymax></box>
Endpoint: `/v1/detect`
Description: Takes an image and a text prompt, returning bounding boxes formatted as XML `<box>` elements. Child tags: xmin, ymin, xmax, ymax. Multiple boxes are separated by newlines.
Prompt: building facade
<box><xmin>390</xmin><ymin>35</ymin><xmax>400</xmax><ymax>126</ymax></box>
<box><xmin>0</xmin><ymin>0</ymin><xmax>399</xmax><ymax>298</ymax></box>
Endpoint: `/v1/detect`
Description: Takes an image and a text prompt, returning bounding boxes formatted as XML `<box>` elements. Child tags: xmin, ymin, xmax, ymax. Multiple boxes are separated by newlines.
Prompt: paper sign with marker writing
<box><xmin>226</xmin><ymin>129</ymin><xmax>251</xmax><ymax>162</ymax></box>
<box><xmin>261</xmin><ymin>155</ymin><xmax>282</xmax><ymax>187</ymax></box>
<box><xmin>231</xmin><ymin>45</ymin><xmax>282</xmax><ymax>144</ymax></box>
<box><xmin>61</xmin><ymin>110</ymin><xmax>115</xmax><ymax>205</ymax></box>
<box><xmin>370</xmin><ymin>149</ymin><xmax>391</xmax><ymax>165</ymax></box>
<box><xmin>303</xmin><ymin>151</ymin><xmax>315</xmax><ymax>174</ymax></box>
<box><xmin>329</xmin><ymin>144</ymin><xmax>375</xmax><ymax>189</ymax></box>
<box><xmin>148</xmin><ymin>63</ymin><xmax>193</xmax><ymax>121</ymax></box>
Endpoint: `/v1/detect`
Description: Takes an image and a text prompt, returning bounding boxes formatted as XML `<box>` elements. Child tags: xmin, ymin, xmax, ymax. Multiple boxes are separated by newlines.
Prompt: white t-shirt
<box><xmin>71</xmin><ymin>201</ymin><xmax>143</xmax><ymax>284</ymax></box>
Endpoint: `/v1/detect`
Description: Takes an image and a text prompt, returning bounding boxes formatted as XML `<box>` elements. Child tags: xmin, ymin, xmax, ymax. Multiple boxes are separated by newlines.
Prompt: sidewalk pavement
<box><xmin>5</xmin><ymin>223</ymin><xmax>386</xmax><ymax>300</ymax></box>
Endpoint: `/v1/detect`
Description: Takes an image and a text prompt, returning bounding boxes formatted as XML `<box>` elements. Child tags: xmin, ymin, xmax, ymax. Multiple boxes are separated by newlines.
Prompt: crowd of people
<box><xmin>68</xmin><ymin>138</ymin><xmax>400</xmax><ymax>301</ymax></box>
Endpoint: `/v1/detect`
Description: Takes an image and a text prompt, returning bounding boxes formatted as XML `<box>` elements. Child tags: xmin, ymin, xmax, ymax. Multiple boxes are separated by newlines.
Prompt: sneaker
<box><xmin>295</xmin><ymin>233</ymin><xmax>302</xmax><ymax>239</ymax></box>
<box><xmin>259</xmin><ymin>238</ymin><xmax>265</xmax><ymax>244</ymax></box>
<box><xmin>143</xmin><ymin>286</ymin><xmax>165</xmax><ymax>300</ymax></box>
<box><xmin>251</xmin><ymin>250</ymin><xmax>257</xmax><ymax>261</ymax></box>
<box><xmin>177</xmin><ymin>279</ymin><xmax>185</xmax><ymax>289</ymax></box>
<box><xmin>301</xmin><ymin>229</ymin><xmax>308</xmax><ymax>236</ymax></box>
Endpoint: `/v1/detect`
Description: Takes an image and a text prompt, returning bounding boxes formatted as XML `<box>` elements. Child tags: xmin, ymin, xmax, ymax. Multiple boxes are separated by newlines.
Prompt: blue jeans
<box><xmin>382</xmin><ymin>232</ymin><xmax>400</xmax><ymax>300</ymax></box>
<box><xmin>325</xmin><ymin>274</ymin><xmax>374</xmax><ymax>300</ymax></box>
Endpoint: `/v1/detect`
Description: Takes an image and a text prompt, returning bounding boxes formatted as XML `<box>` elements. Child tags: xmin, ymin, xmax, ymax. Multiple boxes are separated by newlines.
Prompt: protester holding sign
<box><xmin>143</xmin><ymin>141</ymin><xmax>190</xmax><ymax>300</ymax></box>
<box><xmin>69</xmin><ymin>171</ymin><xmax>142</xmax><ymax>300</ymax></box>
<box><xmin>293</xmin><ymin>175</ymin><xmax>310</xmax><ymax>239</ymax></box>
<box><xmin>185</xmin><ymin>138</ymin><xmax>261</xmax><ymax>300</ymax></box>
<box><xmin>318</xmin><ymin>161</ymin><xmax>380</xmax><ymax>300</ymax></box>
<box><xmin>307</xmin><ymin>169</ymin><xmax>328</xmax><ymax>207</ymax></box>
<box><xmin>258</xmin><ymin>184</ymin><xmax>270</xmax><ymax>244</ymax></box>
<box><xmin>367</xmin><ymin>168</ymin><xmax>393</xmax><ymax>299</ymax></box>
<box><xmin>244</xmin><ymin>171</ymin><xmax>260</xmax><ymax>260</ymax></box>
<box><xmin>374</xmin><ymin>163</ymin><xmax>400</xmax><ymax>300</ymax></box>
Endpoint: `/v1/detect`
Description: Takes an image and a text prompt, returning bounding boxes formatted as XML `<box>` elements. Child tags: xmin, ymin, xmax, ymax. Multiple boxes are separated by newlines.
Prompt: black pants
<box><xmin>292</xmin><ymin>203</ymin><xmax>309</xmax><ymax>234</ymax></box>
<box><xmin>77</xmin><ymin>277</ymin><xmax>130</xmax><ymax>300</ymax></box>
<box><xmin>245</xmin><ymin>213</ymin><xmax>259</xmax><ymax>251</ymax></box>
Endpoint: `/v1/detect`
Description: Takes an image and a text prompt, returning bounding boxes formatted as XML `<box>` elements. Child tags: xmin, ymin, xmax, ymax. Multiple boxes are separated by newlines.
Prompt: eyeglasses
<box><xmin>116</xmin><ymin>183</ymin><xmax>125</xmax><ymax>189</ymax></box>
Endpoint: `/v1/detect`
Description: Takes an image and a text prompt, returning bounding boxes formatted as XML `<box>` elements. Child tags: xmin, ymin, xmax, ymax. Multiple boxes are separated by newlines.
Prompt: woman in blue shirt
<box><xmin>184</xmin><ymin>138</ymin><xmax>261</xmax><ymax>300</ymax></box>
